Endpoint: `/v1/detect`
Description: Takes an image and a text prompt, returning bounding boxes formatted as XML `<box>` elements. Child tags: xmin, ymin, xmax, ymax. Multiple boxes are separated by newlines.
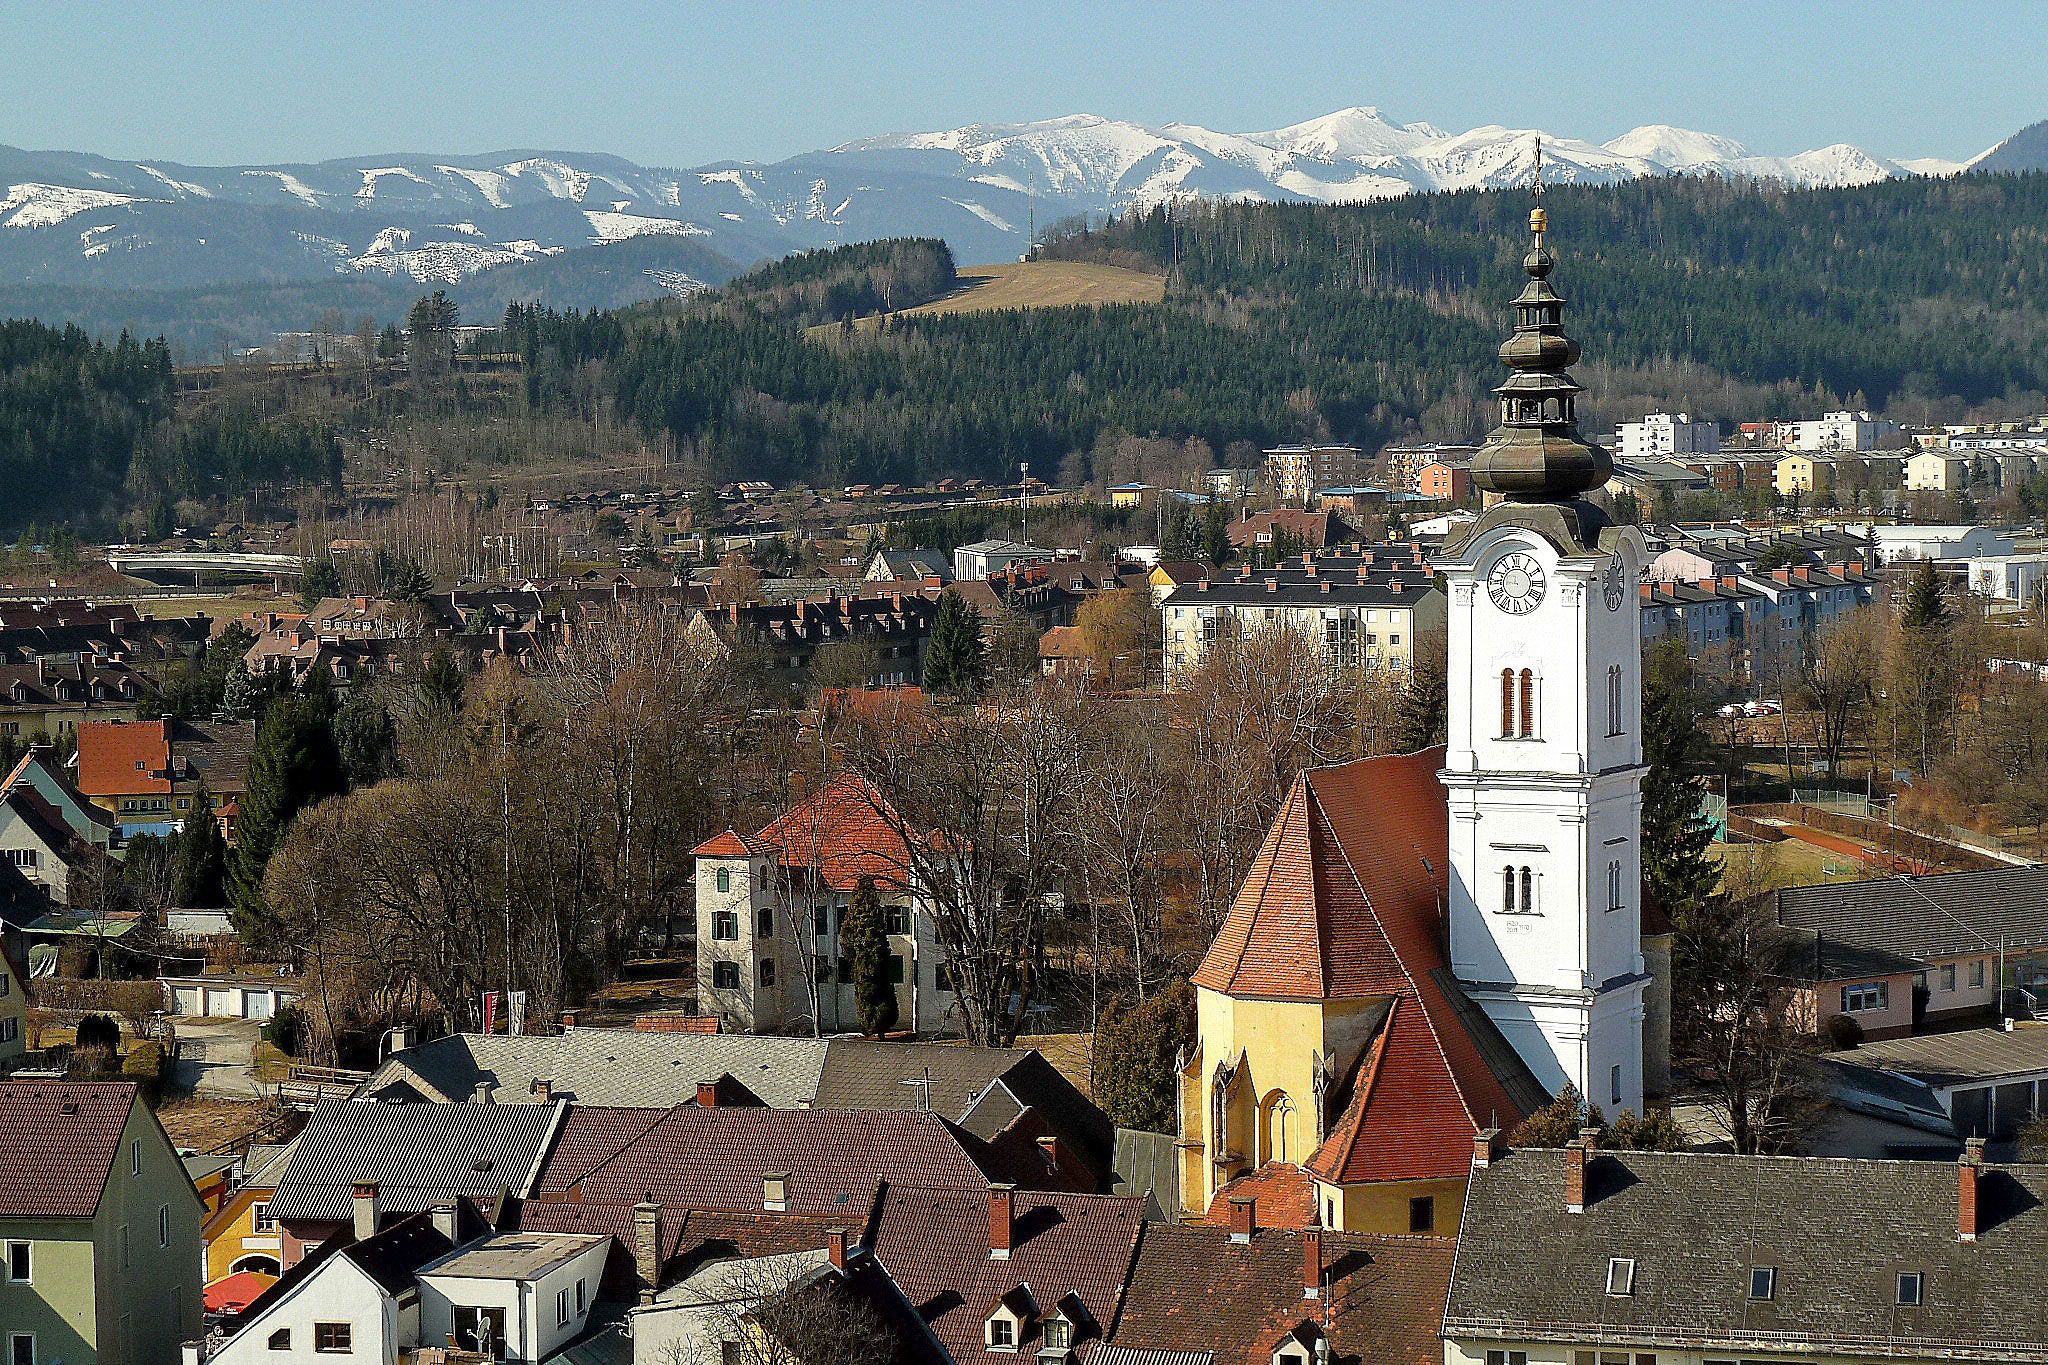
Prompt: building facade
<box><xmin>1617</xmin><ymin>411</ymin><xmax>1719</xmax><ymax>462</ymax></box>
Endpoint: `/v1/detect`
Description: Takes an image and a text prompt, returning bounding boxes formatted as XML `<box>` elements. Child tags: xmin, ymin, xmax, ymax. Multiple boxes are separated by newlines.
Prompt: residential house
<box><xmin>1265</xmin><ymin>444</ymin><xmax>1367</xmax><ymax>505</ymax></box>
<box><xmin>1146</xmin><ymin>559</ymin><xmax>1209</xmax><ymax>607</ymax></box>
<box><xmin>0</xmin><ymin>783</ymin><xmax>93</xmax><ymax>908</ymax></box>
<box><xmin>1379</xmin><ymin>443</ymin><xmax>1477</xmax><ymax>496</ymax></box>
<box><xmin>203</xmin><ymin>1141</ymin><xmax>297</xmax><ymax>1284</ymax></box>
<box><xmin>74</xmin><ymin>717</ymin><xmax>254</xmax><ymax>838</ymax></box>
<box><xmin>692</xmin><ymin>771</ymin><xmax>963</xmax><ymax>1036</ymax></box>
<box><xmin>864</xmin><ymin>548</ymin><xmax>952</xmax><ymax>585</ymax></box>
<box><xmin>685</xmin><ymin>588</ymin><xmax>939</xmax><ymax>688</ymax></box>
<box><xmin>1038</xmin><ymin>625</ymin><xmax>1094</xmax><ymax>680</ymax></box>
<box><xmin>1774</xmin><ymin>451</ymin><xmax>1836</xmax><ymax>497</ymax></box>
<box><xmin>0</xmin><ymin>1079</ymin><xmax>205</xmax><ymax>1365</ymax></box>
<box><xmin>1445</xmin><ymin>1141</ymin><xmax>2048</xmax><ymax>1365</ymax></box>
<box><xmin>1825</xmin><ymin>1026</ymin><xmax>2048</xmax><ymax>1141</ymax></box>
<box><xmin>0</xmin><ymin>938</ymin><xmax>23</xmax><ymax>1064</ymax></box>
<box><xmin>1776</xmin><ymin>865</ymin><xmax>2048</xmax><ymax>1029</ymax></box>
<box><xmin>1617</xmin><ymin>412</ymin><xmax>1720</xmax><ymax>461</ymax></box>
<box><xmin>1159</xmin><ymin>548</ymin><xmax>1444</xmax><ymax>681</ymax></box>
<box><xmin>1906</xmin><ymin>449</ymin><xmax>1977</xmax><ymax>493</ymax></box>
<box><xmin>0</xmin><ymin>657</ymin><xmax>146</xmax><ymax>741</ymax></box>
<box><xmin>1</xmin><ymin>746</ymin><xmax>115</xmax><ymax>851</ymax></box>
<box><xmin>952</xmin><ymin>540</ymin><xmax>1047</xmax><ymax>581</ymax></box>
<box><xmin>1225</xmin><ymin>508</ymin><xmax>1358</xmax><ymax>555</ymax></box>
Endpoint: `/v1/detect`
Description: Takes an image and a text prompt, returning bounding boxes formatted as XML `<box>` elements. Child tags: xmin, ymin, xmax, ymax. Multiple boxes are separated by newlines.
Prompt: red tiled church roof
<box><xmin>689</xmin><ymin>829</ymin><xmax>780</xmax><ymax>858</ymax></box>
<box><xmin>1199</xmin><ymin>1163</ymin><xmax>1317</xmax><ymax>1231</ymax></box>
<box><xmin>1193</xmin><ymin>748</ymin><xmax>1545</xmax><ymax>1186</ymax></box>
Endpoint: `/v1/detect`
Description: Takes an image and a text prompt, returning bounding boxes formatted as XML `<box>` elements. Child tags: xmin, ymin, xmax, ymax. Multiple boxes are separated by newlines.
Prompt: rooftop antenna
<box><xmin>900</xmin><ymin>1066</ymin><xmax>934</xmax><ymax>1112</ymax></box>
<box><xmin>1026</xmin><ymin>166</ymin><xmax>1037</xmax><ymax>261</ymax></box>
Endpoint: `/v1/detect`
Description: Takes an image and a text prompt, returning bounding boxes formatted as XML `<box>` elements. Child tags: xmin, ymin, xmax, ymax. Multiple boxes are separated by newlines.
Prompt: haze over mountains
<box><xmin>0</xmin><ymin>106</ymin><xmax>2039</xmax><ymax>351</ymax></box>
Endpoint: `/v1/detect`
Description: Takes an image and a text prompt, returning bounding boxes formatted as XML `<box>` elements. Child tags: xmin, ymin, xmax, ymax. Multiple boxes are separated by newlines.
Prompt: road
<box><xmin>170</xmin><ymin>1017</ymin><xmax>266</xmax><ymax>1100</ymax></box>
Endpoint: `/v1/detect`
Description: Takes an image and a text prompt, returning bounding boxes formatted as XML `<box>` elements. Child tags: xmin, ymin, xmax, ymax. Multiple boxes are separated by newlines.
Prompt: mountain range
<box><xmin>0</xmin><ymin>107</ymin><xmax>2038</xmax><ymax>349</ymax></box>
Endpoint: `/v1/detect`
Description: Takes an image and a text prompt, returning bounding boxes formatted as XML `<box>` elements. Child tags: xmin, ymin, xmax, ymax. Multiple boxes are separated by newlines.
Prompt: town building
<box><xmin>1445</xmin><ymin>1140</ymin><xmax>2048</xmax><ymax>1365</ymax></box>
<box><xmin>1786</xmin><ymin>409</ymin><xmax>1903</xmax><ymax>452</ymax></box>
<box><xmin>863</xmin><ymin>547</ymin><xmax>952</xmax><ymax>584</ymax></box>
<box><xmin>0</xmin><ymin>657</ymin><xmax>146</xmax><ymax>740</ymax></box>
<box><xmin>693</xmin><ymin>772</ymin><xmax>963</xmax><ymax>1036</ymax></box>
<box><xmin>684</xmin><ymin>588</ymin><xmax>939</xmax><ymax>688</ymax></box>
<box><xmin>201</xmin><ymin>1141</ymin><xmax>297</xmax><ymax>1286</ymax></box>
<box><xmin>73</xmin><ymin>716</ymin><xmax>253</xmax><ymax>839</ymax></box>
<box><xmin>0</xmin><ymin>1079</ymin><xmax>205</xmax><ymax>1365</ymax></box>
<box><xmin>1617</xmin><ymin>411</ymin><xmax>1720</xmax><ymax>461</ymax></box>
<box><xmin>1158</xmin><ymin>547</ymin><xmax>1444</xmax><ymax>680</ymax></box>
<box><xmin>1774</xmin><ymin>451</ymin><xmax>1836</xmax><ymax>497</ymax></box>
<box><xmin>951</xmin><ymin>539</ymin><xmax>1046</xmax><ymax>581</ymax></box>
<box><xmin>1265</xmin><ymin>444</ymin><xmax>1367</xmax><ymax>506</ymax></box>
<box><xmin>1225</xmin><ymin>508</ymin><xmax>1361</xmax><ymax>554</ymax></box>
<box><xmin>1418</xmin><ymin>452</ymin><xmax>1476</xmax><ymax>502</ymax></box>
<box><xmin>1380</xmin><ymin>443</ymin><xmax>1479</xmax><ymax>495</ymax></box>
<box><xmin>1966</xmin><ymin>551</ymin><xmax>2048</xmax><ymax>607</ymax></box>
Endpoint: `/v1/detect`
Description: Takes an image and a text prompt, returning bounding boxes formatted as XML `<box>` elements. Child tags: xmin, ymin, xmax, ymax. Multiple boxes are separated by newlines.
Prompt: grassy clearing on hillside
<box><xmin>823</xmin><ymin>261</ymin><xmax>1166</xmax><ymax>335</ymax></box>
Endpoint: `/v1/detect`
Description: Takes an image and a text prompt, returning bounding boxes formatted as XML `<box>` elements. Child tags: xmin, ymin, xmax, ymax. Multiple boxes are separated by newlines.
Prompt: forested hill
<box><xmin>504</xmin><ymin>172</ymin><xmax>2048</xmax><ymax>489</ymax></box>
<box><xmin>1040</xmin><ymin>173</ymin><xmax>2048</xmax><ymax>414</ymax></box>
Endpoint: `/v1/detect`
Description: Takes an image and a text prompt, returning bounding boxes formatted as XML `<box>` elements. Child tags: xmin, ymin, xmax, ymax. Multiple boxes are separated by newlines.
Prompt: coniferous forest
<box><xmin>10</xmin><ymin>172</ymin><xmax>2048</xmax><ymax>530</ymax></box>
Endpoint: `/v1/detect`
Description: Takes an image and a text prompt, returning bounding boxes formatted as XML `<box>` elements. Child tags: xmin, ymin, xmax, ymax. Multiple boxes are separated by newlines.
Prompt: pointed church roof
<box><xmin>1192</xmin><ymin>747</ymin><xmax>1549</xmax><ymax>1186</ymax></box>
<box><xmin>1191</xmin><ymin>749</ymin><xmax>1446</xmax><ymax>1001</ymax></box>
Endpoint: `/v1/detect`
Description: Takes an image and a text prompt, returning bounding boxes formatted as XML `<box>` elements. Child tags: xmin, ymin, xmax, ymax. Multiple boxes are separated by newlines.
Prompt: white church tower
<box><xmin>1436</xmin><ymin>182</ymin><xmax>1651</xmax><ymax>1115</ymax></box>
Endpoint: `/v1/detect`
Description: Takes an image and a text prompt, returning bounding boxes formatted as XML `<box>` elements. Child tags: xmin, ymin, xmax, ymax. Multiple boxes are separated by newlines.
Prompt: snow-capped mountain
<box><xmin>0</xmin><ymin>107</ymin><xmax>1986</xmax><ymax>297</ymax></box>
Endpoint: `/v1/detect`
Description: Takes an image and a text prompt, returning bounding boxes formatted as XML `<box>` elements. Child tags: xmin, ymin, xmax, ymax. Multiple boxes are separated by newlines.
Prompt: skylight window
<box><xmin>1897</xmin><ymin>1271</ymin><xmax>1924</xmax><ymax>1306</ymax></box>
<box><xmin>1749</xmin><ymin>1266</ymin><xmax>1776</xmax><ymax>1300</ymax></box>
<box><xmin>1606</xmin><ymin>1257</ymin><xmax>1635</xmax><ymax>1296</ymax></box>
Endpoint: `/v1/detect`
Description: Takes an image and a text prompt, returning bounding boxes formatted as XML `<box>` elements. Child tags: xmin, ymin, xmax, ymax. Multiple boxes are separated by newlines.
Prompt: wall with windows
<box><xmin>90</xmin><ymin>1101</ymin><xmax>204</xmax><ymax>1364</ymax></box>
<box><xmin>206</xmin><ymin>1255</ymin><xmax>399</xmax><ymax>1365</ymax></box>
<box><xmin>693</xmin><ymin>852</ymin><xmax>778</xmax><ymax>1033</ymax></box>
<box><xmin>419</xmin><ymin>1237</ymin><xmax>609</xmax><ymax>1362</ymax></box>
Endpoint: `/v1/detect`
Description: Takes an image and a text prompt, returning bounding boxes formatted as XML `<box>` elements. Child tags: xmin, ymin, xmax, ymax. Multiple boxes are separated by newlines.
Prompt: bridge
<box><xmin>104</xmin><ymin>550</ymin><xmax>305</xmax><ymax>588</ymax></box>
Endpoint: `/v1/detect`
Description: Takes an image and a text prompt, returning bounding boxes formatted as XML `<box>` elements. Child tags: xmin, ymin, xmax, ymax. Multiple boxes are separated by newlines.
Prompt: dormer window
<box><xmin>986</xmin><ymin>1285</ymin><xmax>1035</xmax><ymax>1353</ymax></box>
<box><xmin>989</xmin><ymin>1318</ymin><xmax>1016</xmax><ymax>1350</ymax></box>
<box><xmin>1606</xmin><ymin>1257</ymin><xmax>1636</xmax><ymax>1296</ymax></box>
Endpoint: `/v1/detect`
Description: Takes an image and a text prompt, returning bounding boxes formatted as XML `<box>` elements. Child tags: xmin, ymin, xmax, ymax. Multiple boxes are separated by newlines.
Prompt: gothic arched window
<box><xmin>1502</xmin><ymin>865</ymin><xmax>1516</xmax><ymax>913</ymax></box>
<box><xmin>1518</xmin><ymin>669</ymin><xmax>1536</xmax><ymax>738</ymax></box>
<box><xmin>1519</xmin><ymin>866</ymin><xmax>1535</xmax><ymax>913</ymax></box>
<box><xmin>1500</xmin><ymin>669</ymin><xmax>1515</xmax><ymax>738</ymax></box>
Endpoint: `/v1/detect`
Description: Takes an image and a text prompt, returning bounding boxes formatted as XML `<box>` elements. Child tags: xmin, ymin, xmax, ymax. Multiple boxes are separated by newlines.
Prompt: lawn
<box><xmin>819</xmin><ymin>261</ymin><xmax>1167</xmax><ymax>336</ymax></box>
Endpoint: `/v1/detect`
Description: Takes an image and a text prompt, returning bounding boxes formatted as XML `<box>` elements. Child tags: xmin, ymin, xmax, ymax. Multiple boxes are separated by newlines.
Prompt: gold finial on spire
<box><xmin>1530</xmin><ymin>135</ymin><xmax>1548</xmax><ymax>240</ymax></box>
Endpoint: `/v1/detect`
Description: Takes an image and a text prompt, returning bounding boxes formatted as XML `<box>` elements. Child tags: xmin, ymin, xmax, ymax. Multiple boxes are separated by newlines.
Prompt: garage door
<box><xmin>173</xmin><ymin>987</ymin><xmax>201</xmax><ymax>1016</ymax></box>
<box><xmin>205</xmin><ymin>988</ymin><xmax>237</xmax><ymax>1017</ymax></box>
<box><xmin>244</xmin><ymin>990</ymin><xmax>274</xmax><ymax>1020</ymax></box>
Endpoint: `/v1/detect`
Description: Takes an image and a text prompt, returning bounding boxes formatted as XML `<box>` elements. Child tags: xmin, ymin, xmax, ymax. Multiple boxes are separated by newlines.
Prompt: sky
<box><xmin>7</xmin><ymin>1</ymin><xmax>2045</xmax><ymax>168</ymax></box>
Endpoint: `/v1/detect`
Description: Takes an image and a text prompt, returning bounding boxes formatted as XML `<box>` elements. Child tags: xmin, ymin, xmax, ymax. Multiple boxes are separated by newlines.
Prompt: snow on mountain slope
<box><xmin>1602</xmin><ymin>124</ymin><xmax>1752</xmax><ymax>168</ymax></box>
<box><xmin>0</xmin><ymin>108</ymin><xmax>1983</xmax><ymax>291</ymax></box>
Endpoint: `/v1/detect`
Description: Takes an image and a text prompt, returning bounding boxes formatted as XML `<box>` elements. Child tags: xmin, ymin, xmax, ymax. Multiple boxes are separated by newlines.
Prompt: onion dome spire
<box><xmin>1470</xmin><ymin>138</ymin><xmax>1612</xmax><ymax>502</ymax></box>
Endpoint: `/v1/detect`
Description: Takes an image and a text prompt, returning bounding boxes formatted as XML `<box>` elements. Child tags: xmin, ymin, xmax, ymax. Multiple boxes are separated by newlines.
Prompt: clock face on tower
<box><xmin>1486</xmin><ymin>551</ymin><xmax>1547</xmax><ymax>615</ymax></box>
<box><xmin>1604</xmin><ymin>557</ymin><xmax>1626</xmax><ymax>611</ymax></box>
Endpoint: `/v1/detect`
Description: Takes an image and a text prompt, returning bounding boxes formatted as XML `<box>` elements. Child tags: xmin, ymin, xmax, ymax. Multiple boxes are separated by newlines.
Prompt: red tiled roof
<box><xmin>691</xmin><ymin>829</ymin><xmax>780</xmax><ymax>858</ymax></box>
<box><xmin>1199</xmin><ymin>1163</ymin><xmax>1317</xmax><ymax>1230</ymax></box>
<box><xmin>1110</xmin><ymin>1224</ymin><xmax>1454</xmax><ymax>1365</ymax></box>
<box><xmin>1193</xmin><ymin>749</ymin><xmax>1542</xmax><ymax>1184</ymax></box>
<box><xmin>536</xmin><ymin>1105</ymin><xmax>998</xmax><ymax>1215</ymax></box>
<box><xmin>869</xmin><ymin>1184</ymin><xmax>1144</xmax><ymax>1365</ymax></box>
<box><xmin>0</xmin><ymin>1080</ymin><xmax>138</xmax><ymax>1218</ymax></box>
<box><xmin>204</xmin><ymin>1269</ymin><xmax>277</xmax><ymax>1314</ymax></box>
<box><xmin>756</xmin><ymin>771</ymin><xmax>912</xmax><ymax>893</ymax></box>
<box><xmin>76</xmin><ymin>717</ymin><xmax>171</xmax><ymax>796</ymax></box>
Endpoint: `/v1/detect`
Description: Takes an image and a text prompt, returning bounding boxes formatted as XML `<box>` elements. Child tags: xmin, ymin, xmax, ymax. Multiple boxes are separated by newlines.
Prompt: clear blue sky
<box><xmin>8</xmin><ymin>0</ymin><xmax>2042</xmax><ymax>167</ymax></box>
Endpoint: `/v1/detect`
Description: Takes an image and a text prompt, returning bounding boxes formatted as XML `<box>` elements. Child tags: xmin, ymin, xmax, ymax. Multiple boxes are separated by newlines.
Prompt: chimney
<box><xmin>1565</xmin><ymin>1139</ymin><xmax>1587</xmax><ymax>1215</ymax></box>
<box><xmin>1578</xmin><ymin>1126</ymin><xmax>1602</xmax><ymax>1155</ymax></box>
<box><xmin>471</xmin><ymin>1081</ymin><xmax>494</xmax><ymax>1104</ymax></box>
<box><xmin>763</xmin><ymin>1172</ymin><xmax>789</xmax><ymax>1212</ymax></box>
<box><xmin>430</xmin><ymin>1202</ymin><xmax>458</xmax><ymax>1243</ymax></box>
<box><xmin>989</xmin><ymin>1183</ymin><xmax>1015</xmax><ymax>1260</ymax></box>
<box><xmin>352</xmin><ymin>1181</ymin><xmax>380</xmax><ymax>1242</ymax></box>
<box><xmin>633</xmin><ymin>1202</ymin><xmax>663</xmax><ymax>1302</ymax></box>
<box><xmin>1227</xmin><ymin>1194</ymin><xmax>1255</xmax><ymax>1245</ymax></box>
<box><xmin>531</xmin><ymin>1078</ymin><xmax>553</xmax><ymax>1102</ymax></box>
<box><xmin>1303</xmin><ymin>1227</ymin><xmax>1322</xmax><ymax>1300</ymax></box>
<box><xmin>1036</xmin><ymin>1134</ymin><xmax>1063</xmax><ymax>1172</ymax></box>
<box><xmin>826</xmin><ymin>1226</ymin><xmax>850</xmax><ymax>1270</ymax></box>
<box><xmin>697</xmin><ymin>1079</ymin><xmax>722</xmax><ymax>1108</ymax></box>
<box><xmin>1959</xmin><ymin>1138</ymin><xmax>1986</xmax><ymax>1241</ymax></box>
<box><xmin>1473</xmin><ymin>1127</ymin><xmax>1500</xmax><ymax>1170</ymax></box>
<box><xmin>560</xmin><ymin>1010</ymin><xmax>577</xmax><ymax>1031</ymax></box>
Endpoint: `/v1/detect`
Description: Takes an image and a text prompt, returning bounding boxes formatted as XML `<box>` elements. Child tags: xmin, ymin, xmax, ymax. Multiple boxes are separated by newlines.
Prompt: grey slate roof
<box><xmin>1448</xmin><ymin>1148</ymin><xmax>2048</xmax><ymax>1360</ymax></box>
<box><xmin>269</xmin><ymin>1100</ymin><xmax>562</xmax><ymax>1223</ymax></box>
<box><xmin>1777</xmin><ymin>926</ymin><xmax>1928</xmax><ymax>982</ymax></box>
<box><xmin>359</xmin><ymin>1029</ymin><xmax>829</xmax><ymax>1108</ymax></box>
<box><xmin>1777</xmin><ymin>866</ymin><xmax>2048</xmax><ymax>963</ymax></box>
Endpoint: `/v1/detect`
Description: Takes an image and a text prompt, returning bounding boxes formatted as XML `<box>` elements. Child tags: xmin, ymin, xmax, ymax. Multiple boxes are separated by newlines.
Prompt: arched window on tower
<box><xmin>1519</xmin><ymin>866</ymin><xmax>1535</xmax><ymax>913</ymax></box>
<box><xmin>1500</xmin><ymin>669</ymin><xmax>1515</xmax><ymax>738</ymax></box>
<box><xmin>1519</xmin><ymin>669</ymin><xmax>1536</xmax><ymax>738</ymax></box>
<box><xmin>1502</xmin><ymin>865</ymin><xmax>1516</xmax><ymax>913</ymax></box>
<box><xmin>1607</xmin><ymin>664</ymin><xmax>1624</xmax><ymax>736</ymax></box>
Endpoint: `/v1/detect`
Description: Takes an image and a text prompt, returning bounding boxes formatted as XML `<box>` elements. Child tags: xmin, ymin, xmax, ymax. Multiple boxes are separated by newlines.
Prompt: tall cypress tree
<box><xmin>842</xmin><ymin>876</ymin><xmax>897</xmax><ymax>1038</ymax></box>
<box><xmin>1641</xmin><ymin>640</ymin><xmax>1721</xmax><ymax>916</ymax></box>
<box><xmin>228</xmin><ymin>695</ymin><xmax>344</xmax><ymax>943</ymax></box>
<box><xmin>922</xmin><ymin>591</ymin><xmax>986</xmax><ymax>699</ymax></box>
<box><xmin>172</xmin><ymin>780</ymin><xmax>229</xmax><ymax>908</ymax></box>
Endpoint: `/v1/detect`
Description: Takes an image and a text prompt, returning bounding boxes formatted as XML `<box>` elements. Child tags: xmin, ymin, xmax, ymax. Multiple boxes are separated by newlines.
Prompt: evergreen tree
<box><xmin>1892</xmin><ymin>560</ymin><xmax>1955</xmax><ymax>778</ymax></box>
<box><xmin>1201</xmin><ymin>498</ymin><xmax>1232</xmax><ymax>568</ymax></box>
<box><xmin>1641</xmin><ymin>640</ymin><xmax>1721</xmax><ymax>916</ymax></box>
<box><xmin>418</xmin><ymin>643</ymin><xmax>467</xmax><ymax>714</ymax></box>
<box><xmin>333</xmin><ymin>686</ymin><xmax>398</xmax><ymax>788</ymax></box>
<box><xmin>1092</xmin><ymin>980</ymin><xmax>1195</xmax><ymax>1133</ymax></box>
<box><xmin>1391</xmin><ymin>643</ymin><xmax>1449</xmax><ymax>752</ymax></box>
<box><xmin>297</xmin><ymin>557</ymin><xmax>342</xmax><ymax>610</ymax></box>
<box><xmin>227</xmin><ymin>693</ymin><xmax>344</xmax><ymax>943</ymax></box>
<box><xmin>842</xmin><ymin>877</ymin><xmax>897</xmax><ymax>1038</ymax></box>
<box><xmin>171</xmin><ymin>782</ymin><xmax>229</xmax><ymax>908</ymax></box>
<box><xmin>213</xmin><ymin>666</ymin><xmax>261</xmax><ymax>724</ymax></box>
<box><xmin>922</xmin><ymin>591</ymin><xmax>986</xmax><ymax>699</ymax></box>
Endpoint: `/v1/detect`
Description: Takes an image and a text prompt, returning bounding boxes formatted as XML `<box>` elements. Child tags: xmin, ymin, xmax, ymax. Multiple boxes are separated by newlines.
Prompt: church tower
<box><xmin>1435</xmin><ymin>183</ymin><xmax>1651</xmax><ymax>1115</ymax></box>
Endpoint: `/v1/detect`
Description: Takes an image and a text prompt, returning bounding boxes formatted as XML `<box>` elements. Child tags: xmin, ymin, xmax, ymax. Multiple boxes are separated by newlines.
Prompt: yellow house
<box><xmin>1177</xmin><ymin>748</ymin><xmax>1547</xmax><ymax>1236</ymax></box>
<box><xmin>0</xmin><ymin>941</ymin><xmax>25</xmax><ymax>1064</ymax></box>
<box><xmin>200</xmin><ymin>1141</ymin><xmax>295</xmax><ymax>1283</ymax></box>
<box><xmin>1774</xmin><ymin>452</ymin><xmax>1835</xmax><ymax>497</ymax></box>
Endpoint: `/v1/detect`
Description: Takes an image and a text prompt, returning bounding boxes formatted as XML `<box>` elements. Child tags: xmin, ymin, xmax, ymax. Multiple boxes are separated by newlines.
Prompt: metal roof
<box><xmin>1825</xmin><ymin>1025</ymin><xmax>2048</xmax><ymax>1085</ymax></box>
<box><xmin>1777</xmin><ymin>865</ymin><xmax>2048</xmax><ymax>963</ymax></box>
<box><xmin>269</xmin><ymin>1099</ymin><xmax>562</xmax><ymax>1223</ymax></box>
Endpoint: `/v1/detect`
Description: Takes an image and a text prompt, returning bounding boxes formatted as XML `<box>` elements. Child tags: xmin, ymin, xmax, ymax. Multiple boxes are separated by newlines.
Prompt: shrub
<box><xmin>1823</xmin><ymin>1012</ymin><xmax>1865</xmax><ymax>1050</ymax></box>
<box><xmin>122</xmin><ymin>1040</ymin><xmax>169</xmax><ymax>1105</ymax></box>
<box><xmin>1092</xmin><ymin>981</ymin><xmax>1195</xmax><ymax>1134</ymax></box>
<box><xmin>262</xmin><ymin>1004</ymin><xmax>307</xmax><ymax>1057</ymax></box>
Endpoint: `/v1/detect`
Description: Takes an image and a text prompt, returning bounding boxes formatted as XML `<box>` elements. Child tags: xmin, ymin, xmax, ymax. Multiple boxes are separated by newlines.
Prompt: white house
<box><xmin>418</xmin><ymin>1231</ymin><xmax>610</xmax><ymax>1360</ymax></box>
<box><xmin>1966</xmin><ymin>552</ymin><xmax>2048</xmax><ymax>607</ymax></box>
<box><xmin>1787</xmin><ymin>410</ymin><xmax>1901</xmax><ymax>452</ymax></box>
<box><xmin>1617</xmin><ymin>411</ymin><xmax>1719</xmax><ymax>462</ymax></box>
<box><xmin>1845</xmin><ymin>523</ymin><xmax>2016</xmax><ymax>564</ymax></box>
